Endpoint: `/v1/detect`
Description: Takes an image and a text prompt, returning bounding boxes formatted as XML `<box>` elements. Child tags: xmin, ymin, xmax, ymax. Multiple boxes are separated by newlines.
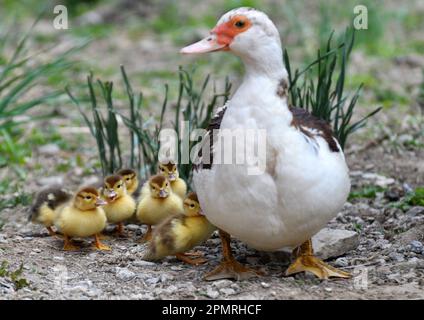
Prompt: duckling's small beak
<box><xmin>95</xmin><ymin>198</ymin><xmax>107</xmax><ymax>207</ymax></box>
<box><xmin>180</xmin><ymin>34</ymin><xmax>227</xmax><ymax>54</ymax></box>
<box><xmin>106</xmin><ymin>190</ymin><xmax>117</xmax><ymax>201</ymax></box>
<box><xmin>168</xmin><ymin>174</ymin><xmax>176</xmax><ymax>181</ymax></box>
<box><xmin>159</xmin><ymin>190</ymin><xmax>167</xmax><ymax>198</ymax></box>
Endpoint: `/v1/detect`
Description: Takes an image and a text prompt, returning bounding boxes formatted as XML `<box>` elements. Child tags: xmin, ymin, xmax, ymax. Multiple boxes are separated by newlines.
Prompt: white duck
<box><xmin>181</xmin><ymin>7</ymin><xmax>351</xmax><ymax>280</ymax></box>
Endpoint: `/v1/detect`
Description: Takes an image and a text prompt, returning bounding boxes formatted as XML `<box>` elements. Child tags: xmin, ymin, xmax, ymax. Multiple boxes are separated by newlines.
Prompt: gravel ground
<box><xmin>1</xmin><ymin>146</ymin><xmax>423</xmax><ymax>300</ymax></box>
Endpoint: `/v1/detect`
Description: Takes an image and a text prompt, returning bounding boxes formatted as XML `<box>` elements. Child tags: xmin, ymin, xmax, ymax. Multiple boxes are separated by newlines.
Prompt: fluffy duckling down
<box><xmin>116</xmin><ymin>168</ymin><xmax>140</xmax><ymax>198</ymax></box>
<box><xmin>29</xmin><ymin>185</ymin><xmax>72</xmax><ymax>236</ymax></box>
<box><xmin>136</xmin><ymin>174</ymin><xmax>183</xmax><ymax>241</ymax></box>
<box><xmin>143</xmin><ymin>192</ymin><xmax>216</xmax><ymax>265</ymax></box>
<box><xmin>102</xmin><ymin>175</ymin><xmax>136</xmax><ymax>236</ymax></box>
<box><xmin>158</xmin><ymin>162</ymin><xmax>187</xmax><ymax>199</ymax></box>
<box><xmin>54</xmin><ymin>186</ymin><xmax>110</xmax><ymax>251</ymax></box>
<box><xmin>140</xmin><ymin>162</ymin><xmax>187</xmax><ymax>200</ymax></box>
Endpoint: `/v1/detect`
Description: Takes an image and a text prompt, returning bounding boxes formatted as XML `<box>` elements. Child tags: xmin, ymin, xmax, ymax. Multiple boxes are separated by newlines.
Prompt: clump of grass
<box><xmin>0</xmin><ymin>261</ymin><xmax>29</xmax><ymax>290</ymax></box>
<box><xmin>0</xmin><ymin>14</ymin><xmax>81</xmax><ymax>171</ymax></box>
<box><xmin>349</xmin><ymin>185</ymin><xmax>385</xmax><ymax>200</ymax></box>
<box><xmin>67</xmin><ymin>66</ymin><xmax>230</xmax><ymax>184</ymax></box>
<box><xmin>284</xmin><ymin>28</ymin><xmax>382</xmax><ymax>149</ymax></box>
<box><xmin>390</xmin><ymin>187</ymin><xmax>424</xmax><ymax>211</ymax></box>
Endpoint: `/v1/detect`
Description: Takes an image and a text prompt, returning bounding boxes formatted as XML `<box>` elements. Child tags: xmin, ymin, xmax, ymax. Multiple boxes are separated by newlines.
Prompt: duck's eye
<box><xmin>86</xmin><ymin>196</ymin><xmax>92</xmax><ymax>200</ymax></box>
<box><xmin>235</xmin><ymin>20</ymin><xmax>245</xmax><ymax>28</ymax></box>
<box><xmin>117</xmin><ymin>184</ymin><xmax>121</xmax><ymax>188</ymax></box>
<box><xmin>126</xmin><ymin>178</ymin><xmax>130</xmax><ymax>181</ymax></box>
<box><xmin>190</xmin><ymin>204</ymin><xmax>195</xmax><ymax>208</ymax></box>
<box><xmin>160</xmin><ymin>167</ymin><xmax>165</xmax><ymax>172</ymax></box>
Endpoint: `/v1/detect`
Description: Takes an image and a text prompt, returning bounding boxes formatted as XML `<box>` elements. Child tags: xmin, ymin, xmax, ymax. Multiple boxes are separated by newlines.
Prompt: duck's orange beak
<box><xmin>180</xmin><ymin>34</ymin><xmax>227</xmax><ymax>54</ymax></box>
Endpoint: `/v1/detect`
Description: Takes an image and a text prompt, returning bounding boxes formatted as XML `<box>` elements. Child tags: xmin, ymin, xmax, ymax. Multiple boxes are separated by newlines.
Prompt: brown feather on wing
<box><xmin>289</xmin><ymin>106</ymin><xmax>340</xmax><ymax>152</ymax></box>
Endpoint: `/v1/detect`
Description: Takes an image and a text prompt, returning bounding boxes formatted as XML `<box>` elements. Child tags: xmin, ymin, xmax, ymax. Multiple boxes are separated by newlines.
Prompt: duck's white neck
<box><xmin>240</xmin><ymin>41</ymin><xmax>287</xmax><ymax>83</ymax></box>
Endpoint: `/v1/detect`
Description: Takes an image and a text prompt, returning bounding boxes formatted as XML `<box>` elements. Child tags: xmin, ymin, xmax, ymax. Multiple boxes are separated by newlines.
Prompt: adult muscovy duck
<box><xmin>181</xmin><ymin>7</ymin><xmax>351</xmax><ymax>280</ymax></box>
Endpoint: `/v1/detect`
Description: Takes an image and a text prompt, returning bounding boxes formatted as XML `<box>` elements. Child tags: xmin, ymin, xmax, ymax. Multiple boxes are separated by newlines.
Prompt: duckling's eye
<box><xmin>85</xmin><ymin>196</ymin><xmax>92</xmax><ymax>200</ymax></box>
<box><xmin>235</xmin><ymin>20</ymin><xmax>246</xmax><ymax>28</ymax></box>
<box><xmin>126</xmin><ymin>178</ymin><xmax>131</xmax><ymax>181</ymax></box>
<box><xmin>190</xmin><ymin>204</ymin><xmax>195</xmax><ymax>208</ymax></box>
<box><xmin>160</xmin><ymin>168</ymin><xmax>165</xmax><ymax>172</ymax></box>
<box><xmin>117</xmin><ymin>184</ymin><xmax>121</xmax><ymax>188</ymax></box>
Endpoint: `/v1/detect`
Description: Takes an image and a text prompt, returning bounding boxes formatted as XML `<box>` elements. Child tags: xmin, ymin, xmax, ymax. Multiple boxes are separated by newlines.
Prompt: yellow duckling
<box><xmin>102</xmin><ymin>175</ymin><xmax>136</xmax><ymax>236</ymax></box>
<box><xmin>143</xmin><ymin>192</ymin><xmax>216</xmax><ymax>265</ymax></box>
<box><xmin>54</xmin><ymin>187</ymin><xmax>110</xmax><ymax>251</ymax></box>
<box><xmin>29</xmin><ymin>185</ymin><xmax>72</xmax><ymax>236</ymax></box>
<box><xmin>159</xmin><ymin>162</ymin><xmax>187</xmax><ymax>199</ymax></box>
<box><xmin>136</xmin><ymin>175</ymin><xmax>183</xmax><ymax>242</ymax></box>
<box><xmin>139</xmin><ymin>162</ymin><xmax>187</xmax><ymax>199</ymax></box>
<box><xmin>116</xmin><ymin>168</ymin><xmax>139</xmax><ymax>197</ymax></box>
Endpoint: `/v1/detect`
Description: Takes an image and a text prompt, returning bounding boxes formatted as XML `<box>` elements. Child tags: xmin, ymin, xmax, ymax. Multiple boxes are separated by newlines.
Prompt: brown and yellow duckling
<box><xmin>136</xmin><ymin>175</ymin><xmax>183</xmax><ymax>242</ymax></box>
<box><xmin>102</xmin><ymin>175</ymin><xmax>136</xmax><ymax>236</ymax></box>
<box><xmin>116</xmin><ymin>168</ymin><xmax>140</xmax><ymax>198</ymax></box>
<box><xmin>140</xmin><ymin>162</ymin><xmax>187</xmax><ymax>200</ymax></box>
<box><xmin>54</xmin><ymin>187</ymin><xmax>110</xmax><ymax>251</ymax></box>
<box><xmin>143</xmin><ymin>192</ymin><xmax>216</xmax><ymax>265</ymax></box>
<box><xmin>158</xmin><ymin>162</ymin><xmax>187</xmax><ymax>199</ymax></box>
<box><xmin>29</xmin><ymin>185</ymin><xmax>72</xmax><ymax>237</ymax></box>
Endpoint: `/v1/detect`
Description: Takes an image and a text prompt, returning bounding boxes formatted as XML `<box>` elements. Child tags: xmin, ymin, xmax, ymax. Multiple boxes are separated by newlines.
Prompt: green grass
<box><xmin>389</xmin><ymin>187</ymin><xmax>424</xmax><ymax>211</ymax></box>
<box><xmin>284</xmin><ymin>28</ymin><xmax>382</xmax><ymax>149</ymax></box>
<box><xmin>0</xmin><ymin>261</ymin><xmax>29</xmax><ymax>290</ymax></box>
<box><xmin>67</xmin><ymin>65</ymin><xmax>230</xmax><ymax>185</ymax></box>
<box><xmin>349</xmin><ymin>185</ymin><xmax>385</xmax><ymax>200</ymax></box>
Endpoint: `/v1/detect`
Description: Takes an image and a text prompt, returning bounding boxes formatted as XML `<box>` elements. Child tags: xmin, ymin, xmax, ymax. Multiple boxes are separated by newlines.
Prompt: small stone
<box><xmin>384</xmin><ymin>187</ymin><xmax>404</xmax><ymax>201</ymax></box>
<box><xmin>126</xmin><ymin>224</ymin><xmax>140</xmax><ymax>231</ymax></box>
<box><xmin>133</xmin><ymin>260</ymin><xmax>155</xmax><ymax>267</ymax></box>
<box><xmin>206</xmin><ymin>287</ymin><xmax>220</xmax><ymax>299</ymax></box>
<box><xmin>219</xmin><ymin>288</ymin><xmax>236</xmax><ymax>295</ymax></box>
<box><xmin>38</xmin><ymin>144</ymin><xmax>60</xmax><ymax>155</ymax></box>
<box><xmin>145</xmin><ymin>277</ymin><xmax>160</xmax><ymax>285</ymax></box>
<box><xmin>409</xmin><ymin>241</ymin><xmax>423</xmax><ymax>254</ymax></box>
<box><xmin>312</xmin><ymin>228</ymin><xmax>359</xmax><ymax>260</ymax></box>
<box><xmin>334</xmin><ymin>257</ymin><xmax>349</xmax><ymax>267</ymax></box>
<box><xmin>160</xmin><ymin>273</ymin><xmax>174</xmax><ymax>283</ymax></box>
<box><xmin>212</xmin><ymin>279</ymin><xmax>233</xmax><ymax>289</ymax></box>
<box><xmin>115</xmin><ymin>267</ymin><xmax>135</xmax><ymax>281</ymax></box>
<box><xmin>260</xmin><ymin>282</ymin><xmax>271</xmax><ymax>288</ymax></box>
<box><xmin>405</xmin><ymin>207</ymin><xmax>424</xmax><ymax>217</ymax></box>
<box><xmin>388</xmin><ymin>252</ymin><xmax>405</xmax><ymax>262</ymax></box>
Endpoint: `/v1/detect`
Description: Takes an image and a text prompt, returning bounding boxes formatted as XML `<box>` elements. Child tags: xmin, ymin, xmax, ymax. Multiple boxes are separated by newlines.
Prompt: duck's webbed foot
<box><xmin>176</xmin><ymin>253</ymin><xmax>207</xmax><ymax>266</ymax></box>
<box><xmin>204</xmin><ymin>230</ymin><xmax>262</xmax><ymax>281</ymax></box>
<box><xmin>285</xmin><ymin>239</ymin><xmax>351</xmax><ymax>279</ymax></box>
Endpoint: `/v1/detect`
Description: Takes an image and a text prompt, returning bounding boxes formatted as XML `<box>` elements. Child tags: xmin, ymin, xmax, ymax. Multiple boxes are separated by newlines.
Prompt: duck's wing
<box><xmin>289</xmin><ymin>106</ymin><xmax>341</xmax><ymax>153</ymax></box>
<box><xmin>193</xmin><ymin>102</ymin><xmax>229</xmax><ymax>171</ymax></box>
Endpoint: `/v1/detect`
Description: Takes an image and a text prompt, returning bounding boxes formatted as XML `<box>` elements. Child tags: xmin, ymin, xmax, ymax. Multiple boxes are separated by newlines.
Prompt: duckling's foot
<box><xmin>63</xmin><ymin>235</ymin><xmax>79</xmax><ymax>251</ymax></box>
<box><xmin>46</xmin><ymin>226</ymin><xmax>57</xmax><ymax>237</ymax></box>
<box><xmin>184</xmin><ymin>251</ymin><xmax>204</xmax><ymax>257</ymax></box>
<box><xmin>138</xmin><ymin>225</ymin><xmax>152</xmax><ymax>243</ymax></box>
<box><xmin>93</xmin><ymin>234</ymin><xmax>111</xmax><ymax>251</ymax></box>
<box><xmin>176</xmin><ymin>253</ymin><xmax>207</xmax><ymax>266</ymax></box>
<box><xmin>114</xmin><ymin>223</ymin><xmax>127</xmax><ymax>238</ymax></box>
<box><xmin>204</xmin><ymin>229</ymin><xmax>262</xmax><ymax>281</ymax></box>
<box><xmin>285</xmin><ymin>239</ymin><xmax>351</xmax><ymax>280</ymax></box>
<box><xmin>204</xmin><ymin>259</ymin><xmax>260</xmax><ymax>281</ymax></box>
